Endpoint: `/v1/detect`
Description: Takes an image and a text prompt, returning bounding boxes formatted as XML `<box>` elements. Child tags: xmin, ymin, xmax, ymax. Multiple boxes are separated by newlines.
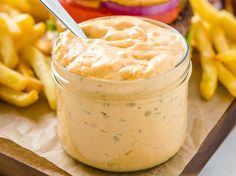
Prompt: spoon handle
<box><xmin>40</xmin><ymin>0</ymin><xmax>87</xmax><ymax>38</ymax></box>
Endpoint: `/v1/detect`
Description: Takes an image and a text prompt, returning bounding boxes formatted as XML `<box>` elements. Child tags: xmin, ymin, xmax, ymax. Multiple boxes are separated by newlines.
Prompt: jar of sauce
<box><xmin>52</xmin><ymin>16</ymin><xmax>192</xmax><ymax>172</ymax></box>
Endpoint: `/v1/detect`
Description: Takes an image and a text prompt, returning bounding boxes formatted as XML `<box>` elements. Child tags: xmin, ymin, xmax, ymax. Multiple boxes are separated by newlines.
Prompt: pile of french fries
<box><xmin>0</xmin><ymin>1</ymin><xmax>56</xmax><ymax>110</ymax></box>
<box><xmin>190</xmin><ymin>0</ymin><xmax>236</xmax><ymax>100</ymax></box>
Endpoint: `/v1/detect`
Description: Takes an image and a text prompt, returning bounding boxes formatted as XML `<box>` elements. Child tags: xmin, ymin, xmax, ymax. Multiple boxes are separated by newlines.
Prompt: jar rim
<box><xmin>52</xmin><ymin>15</ymin><xmax>190</xmax><ymax>85</ymax></box>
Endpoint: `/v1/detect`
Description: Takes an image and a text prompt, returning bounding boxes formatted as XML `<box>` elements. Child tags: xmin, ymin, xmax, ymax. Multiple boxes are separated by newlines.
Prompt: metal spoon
<box><xmin>40</xmin><ymin>0</ymin><xmax>87</xmax><ymax>38</ymax></box>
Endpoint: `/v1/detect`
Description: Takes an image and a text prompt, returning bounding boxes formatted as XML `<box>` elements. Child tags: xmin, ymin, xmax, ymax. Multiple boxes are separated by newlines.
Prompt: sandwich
<box><xmin>61</xmin><ymin>0</ymin><xmax>186</xmax><ymax>23</ymax></box>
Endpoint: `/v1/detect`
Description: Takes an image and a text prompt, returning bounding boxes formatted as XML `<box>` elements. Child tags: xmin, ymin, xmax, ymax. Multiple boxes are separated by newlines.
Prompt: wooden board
<box><xmin>0</xmin><ymin>138</ymin><xmax>69</xmax><ymax>176</ymax></box>
<box><xmin>181</xmin><ymin>99</ymin><xmax>236</xmax><ymax>175</ymax></box>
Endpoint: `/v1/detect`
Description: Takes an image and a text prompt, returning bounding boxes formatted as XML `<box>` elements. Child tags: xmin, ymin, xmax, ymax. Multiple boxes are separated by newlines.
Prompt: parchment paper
<box><xmin>0</xmin><ymin>60</ymin><xmax>234</xmax><ymax>176</ymax></box>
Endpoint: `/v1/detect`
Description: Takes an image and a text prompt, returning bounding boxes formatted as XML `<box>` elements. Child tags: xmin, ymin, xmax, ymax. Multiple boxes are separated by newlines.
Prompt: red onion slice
<box><xmin>101</xmin><ymin>0</ymin><xmax>181</xmax><ymax>15</ymax></box>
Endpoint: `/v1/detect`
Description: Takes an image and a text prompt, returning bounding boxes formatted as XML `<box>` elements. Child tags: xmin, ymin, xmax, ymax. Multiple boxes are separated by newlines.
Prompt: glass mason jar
<box><xmin>52</xmin><ymin>17</ymin><xmax>192</xmax><ymax>172</ymax></box>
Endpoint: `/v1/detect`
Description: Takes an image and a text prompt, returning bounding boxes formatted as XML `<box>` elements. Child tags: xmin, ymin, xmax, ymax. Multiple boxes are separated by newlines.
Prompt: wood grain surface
<box><xmin>0</xmin><ymin>138</ymin><xmax>70</xmax><ymax>176</ymax></box>
<box><xmin>181</xmin><ymin>100</ymin><xmax>236</xmax><ymax>176</ymax></box>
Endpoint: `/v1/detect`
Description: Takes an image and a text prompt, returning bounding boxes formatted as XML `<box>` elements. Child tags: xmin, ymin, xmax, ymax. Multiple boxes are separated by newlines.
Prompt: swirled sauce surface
<box><xmin>53</xmin><ymin>16</ymin><xmax>184</xmax><ymax>80</ymax></box>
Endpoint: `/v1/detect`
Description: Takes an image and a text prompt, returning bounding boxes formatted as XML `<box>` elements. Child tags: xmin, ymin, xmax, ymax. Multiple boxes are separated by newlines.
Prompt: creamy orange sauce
<box><xmin>52</xmin><ymin>16</ymin><xmax>190</xmax><ymax>172</ymax></box>
<box><xmin>53</xmin><ymin>16</ymin><xmax>184</xmax><ymax>80</ymax></box>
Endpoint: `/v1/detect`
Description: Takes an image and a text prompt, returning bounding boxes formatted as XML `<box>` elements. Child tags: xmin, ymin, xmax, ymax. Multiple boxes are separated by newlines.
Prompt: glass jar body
<box><xmin>52</xmin><ymin>17</ymin><xmax>191</xmax><ymax>172</ymax></box>
<box><xmin>56</xmin><ymin>79</ymin><xmax>190</xmax><ymax>172</ymax></box>
<box><xmin>53</xmin><ymin>62</ymin><xmax>191</xmax><ymax>172</ymax></box>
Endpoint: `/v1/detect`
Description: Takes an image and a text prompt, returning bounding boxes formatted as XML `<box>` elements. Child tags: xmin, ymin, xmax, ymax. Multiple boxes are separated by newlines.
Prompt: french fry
<box><xmin>210</xmin><ymin>25</ymin><xmax>236</xmax><ymax>77</ymax></box>
<box><xmin>189</xmin><ymin>16</ymin><xmax>199</xmax><ymax>48</ymax></box>
<box><xmin>194</xmin><ymin>20</ymin><xmax>217</xmax><ymax>100</ymax></box>
<box><xmin>21</xmin><ymin>46</ymin><xmax>56</xmax><ymax>110</ymax></box>
<box><xmin>220</xmin><ymin>10</ymin><xmax>236</xmax><ymax>42</ymax></box>
<box><xmin>0</xmin><ymin>63</ymin><xmax>27</xmax><ymax>91</ymax></box>
<box><xmin>215</xmin><ymin>49</ymin><xmax>236</xmax><ymax>62</ymax></box>
<box><xmin>211</xmin><ymin>26</ymin><xmax>229</xmax><ymax>53</ymax></box>
<box><xmin>228</xmin><ymin>41</ymin><xmax>236</xmax><ymax>49</ymax></box>
<box><xmin>25</xmin><ymin>77</ymin><xmax>43</xmax><ymax>92</ymax></box>
<box><xmin>224</xmin><ymin>62</ymin><xmax>236</xmax><ymax>76</ymax></box>
<box><xmin>0</xmin><ymin>31</ymin><xmax>19</xmax><ymax>68</ymax></box>
<box><xmin>17</xmin><ymin>60</ymin><xmax>34</xmax><ymax>77</ymax></box>
<box><xmin>189</xmin><ymin>0</ymin><xmax>220</xmax><ymax>25</ymax></box>
<box><xmin>32</xmin><ymin>22</ymin><xmax>46</xmax><ymax>41</ymax></box>
<box><xmin>15</xmin><ymin>21</ymin><xmax>46</xmax><ymax>50</ymax></box>
<box><xmin>17</xmin><ymin>61</ymin><xmax>43</xmax><ymax>92</ymax></box>
<box><xmin>0</xmin><ymin>3</ymin><xmax>54</xmax><ymax>108</ymax></box>
<box><xmin>0</xmin><ymin>85</ymin><xmax>39</xmax><ymax>107</ymax></box>
<box><xmin>14</xmin><ymin>14</ymin><xmax>35</xmax><ymax>50</ymax></box>
<box><xmin>13</xmin><ymin>13</ymin><xmax>35</xmax><ymax>32</ymax></box>
<box><xmin>27</xmin><ymin>0</ymin><xmax>49</xmax><ymax>21</ymax></box>
<box><xmin>0</xmin><ymin>14</ymin><xmax>8</xmax><ymax>32</ymax></box>
<box><xmin>194</xmin><ymin>20</ymin><xmax>215</xmax><ymax>60</ymax></box>
<box><xmin>190</xmin><ymin>1</ymin><xmax>236</xmax><ymax>99</ymax></box>
<box><xmin>216</xmin><ymin>62</ymin><xmax>236</xmax><ymax>97</ymax></box>
<box><xmin>0</xmin><ymin>4</ymin><xmax>20</xmax><ymax>17</ymax></box>
<box><xmin>0</xmin><ymin>13</ymin><xmax>21</xmax><ymax>38</ymax></box>
<box><xmin>1</xmin><ymin>0</ymin><xmax>31</xmax><ymax>12</ymax></box>
<box><xmin>224</xmin><ymin>41</ymin><xmax>236</xmax><ymax>76</ymax></box>
<box><xmin>35</xmin><ymin>31</ymin><xmax>56</xmax><ymax>55</ymax></box>
<box><xmin>200</xmin><ymin>58</ymin><xmax>218</xmax><ymax>100</ymax></box>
